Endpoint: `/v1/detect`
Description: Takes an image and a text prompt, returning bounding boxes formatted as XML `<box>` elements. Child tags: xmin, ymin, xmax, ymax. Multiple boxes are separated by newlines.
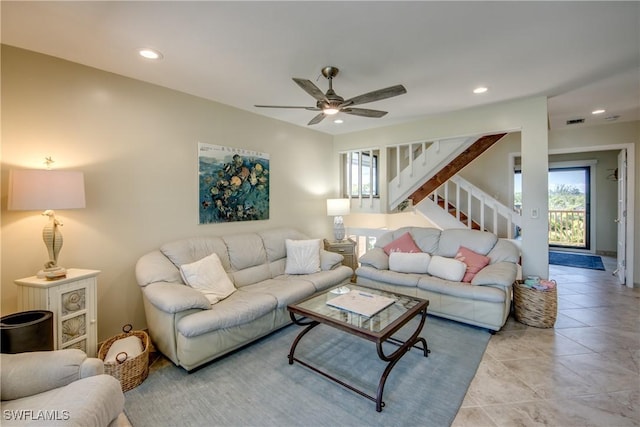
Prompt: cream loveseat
<box><xmin>0</xmin><ymin>349</ymin><xmax>125</xmax><ymax>427</ymax></box>
<box><xmin>135</xmin><ymin>228</ymin><xmax>353</xmax><ymax>371</ymax></box>
<box><xmin>356</xmin><ymin>227</ymin><xmax>519</xmax><ymax>331</ymax></box>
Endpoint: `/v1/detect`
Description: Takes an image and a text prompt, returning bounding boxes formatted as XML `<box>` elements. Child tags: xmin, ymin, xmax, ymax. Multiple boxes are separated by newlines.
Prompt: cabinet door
<box><xmin>52</xmin><ymin>278</ymin><xmax>96</xmax><ymax>355</ymax></box>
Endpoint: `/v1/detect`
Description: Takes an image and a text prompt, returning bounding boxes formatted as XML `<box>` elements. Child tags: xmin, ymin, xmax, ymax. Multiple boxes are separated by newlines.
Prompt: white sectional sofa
<box><xmin>135</xmin><ymin>228</ymin><xmax>352</xmax><ymax>371</ymax></box>
<box><xmin>356</xmin><ymin>227</ymin><xmax>519</xmax><ymax>331</ymax></box>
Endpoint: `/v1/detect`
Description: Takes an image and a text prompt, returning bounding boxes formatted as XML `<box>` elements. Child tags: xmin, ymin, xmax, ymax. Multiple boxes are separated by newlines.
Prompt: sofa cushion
<box><xmin>383</xmin><ymin>232</ymin><xmax>422</xmax><ymax>255</ymax></box>
<box><xmin>455</xmin><ymin>246</ymin><xmax>491</xmax><ymax>283</ymax></box>
<box><xmin>242</xmin><ymin>279</ymin><xmax>316</xmax><ymax>308</ymax></box>
<box><xmin>224</xmin><ymin>233</ymin><xmax>268</xmax><ymax>271</ymax></box>
<box><xmin>356</xmin><ymin>265</ymin><xmax>421</xmax><ymax>288</ymax></box>
<box><xmin>436</xmin><ymin>229</ymin><xmax>497</xmax><ymax>258</ymax></box>
<box><xmin>389</xmin><ymin>252</ymin><xmax>431</xmax><ymax>274</ymax></box>
<box><xmin>427</xmin><ymin>256</ymin><xmax>467</xmax><ymax>282</ymax></box>
<box><xmin>180</xmin><ymin>253</ymin><xmax>236</xmax><ymax>305</ymax></box>
<box><xmin>407</xmin><ymin>227</ymin><xmax>442</xmax><ymax>254</ymax></box>
<box><xmin>161</xmin><ymin>237</ymin><xmax>230</xmax><ymax>270</ymax></box>
<box><xmin>176</xmin><ymin>291</ymin><xmax>277</xmax><ymax>337</ymax></box>
<box><xmin>281</xmin><ymin>266</ymin><xmax>353</xmax><ymax>292</ymax></box>
<box><xmin>259</xmin><ymin>228</ymin><xmax>308</xmax><ymax>262</ymax></box>
<box><xmin>285</xmin><ymin>239</ymin><xmax>321</xmax><ymax>274</ymax></box>
<box><xmin>418</xmin><ymin>275</ymin><xmax>507</xmax><ymax>303</ymax></box>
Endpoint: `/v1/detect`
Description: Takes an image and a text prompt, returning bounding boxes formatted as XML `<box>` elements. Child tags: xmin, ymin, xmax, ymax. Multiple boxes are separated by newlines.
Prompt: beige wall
<box><xmin>460</xmin><ymin>121</ymin><xmax>639</xmax><ymax>285</ymax></box>
<box><xmin>1</xmin><ymin>46</ymin><xmax>336</xmax><ymax>340</ymax></box>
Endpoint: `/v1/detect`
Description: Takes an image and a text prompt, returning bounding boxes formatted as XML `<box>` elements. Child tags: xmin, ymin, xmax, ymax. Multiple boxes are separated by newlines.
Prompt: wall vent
<box><xmin>566</xmin><ymin>118</ymin><xmax>585</xmax><ymax>125</ymax></box>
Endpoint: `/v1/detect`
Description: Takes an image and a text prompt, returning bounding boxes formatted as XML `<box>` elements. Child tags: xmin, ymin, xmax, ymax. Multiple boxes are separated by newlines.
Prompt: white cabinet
<box><xmin>15</xmin><ymin>269</ymin><xmax>100</xmax><ymax>357</ymax></box>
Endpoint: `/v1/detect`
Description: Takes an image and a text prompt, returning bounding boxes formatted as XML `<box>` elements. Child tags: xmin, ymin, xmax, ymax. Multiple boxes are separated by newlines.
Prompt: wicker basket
<box><xmin>98</xmin><ymin>324</ymin><xmax>149</xmax><ymax>392</ymax></box>
<box><xmin>513</xmin><ymin>281</ymin><xmax>557</xmax><ymax>328</ymax></box>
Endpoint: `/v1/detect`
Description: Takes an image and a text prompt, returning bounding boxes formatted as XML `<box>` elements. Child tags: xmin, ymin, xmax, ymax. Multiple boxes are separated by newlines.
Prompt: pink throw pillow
<box><xmin>455</xmin><ymin>246</ymin><xmax>491</xmax><ymax>282</ymax></box>
<box><xmin>383</xmin><ymin>232</ymin><xmax>422</xmax><ymax>255</ymax></box>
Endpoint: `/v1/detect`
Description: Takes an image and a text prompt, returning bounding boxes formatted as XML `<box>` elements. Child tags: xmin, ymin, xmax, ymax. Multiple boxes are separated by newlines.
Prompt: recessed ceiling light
<box><xmin>138</xmin><ymin>48</ymin><xmax>163</xmax><ymax>60</ymax></box>
<box><xmin>473</xmin><ymin>87</ymin><xmax>488</xmax><ymax>94</ymax></box>
<box><xmin>592</xmin><ymin>109</ymin><xmax>606</xmax><ymax>115</ymax></box>
<box><xmin>334</xmin><ymin>119</ymin><xmax>344</xmax><ymax>124</ymax></box>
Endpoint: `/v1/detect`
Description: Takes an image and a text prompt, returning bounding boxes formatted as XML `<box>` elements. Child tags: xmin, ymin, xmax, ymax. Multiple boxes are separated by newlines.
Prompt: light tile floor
<box><xmin>453</xmin><ymin>256</ymin><xmax>640</xmax><ymax>427</ymax></box>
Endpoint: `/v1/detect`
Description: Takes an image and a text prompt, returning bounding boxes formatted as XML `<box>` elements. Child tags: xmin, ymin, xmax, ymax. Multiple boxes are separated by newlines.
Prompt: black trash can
<box><xmin>1</xmin><ymin>310</ymin><xmax>54</xmax><ymax>353</ymax></box>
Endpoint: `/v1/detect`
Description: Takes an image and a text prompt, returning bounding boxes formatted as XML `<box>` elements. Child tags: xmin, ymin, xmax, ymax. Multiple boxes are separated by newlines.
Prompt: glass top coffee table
<box><xmin>287</xmin><ymin>284</ymin><xmax>429</xmax><ymax>412</ymax></box>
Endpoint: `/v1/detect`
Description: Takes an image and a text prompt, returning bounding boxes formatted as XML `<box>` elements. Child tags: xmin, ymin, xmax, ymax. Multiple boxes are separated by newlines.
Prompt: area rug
<box><xmin>124</xmin><ymin>316</ymin><xmax>490</xmax><ymax>427</ymax></box>
<box><xmin>549</xmin><ymin>251</ymin><xmax>605</xmax><ymax>270</ymax></box>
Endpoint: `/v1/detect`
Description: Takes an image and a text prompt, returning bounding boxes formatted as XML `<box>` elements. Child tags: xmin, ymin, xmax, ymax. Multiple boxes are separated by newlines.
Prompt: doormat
<box><xmin>549</xmin><ymin>251</ymin><xmax>605</xmax><ymax>270</ymax></box>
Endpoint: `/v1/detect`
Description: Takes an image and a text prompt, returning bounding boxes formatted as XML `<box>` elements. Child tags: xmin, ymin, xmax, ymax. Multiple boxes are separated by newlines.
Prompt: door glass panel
<box><xmin>548</xmin><ymin>167</ymin><xmax>589</xmax><ymax>249</ymax></box>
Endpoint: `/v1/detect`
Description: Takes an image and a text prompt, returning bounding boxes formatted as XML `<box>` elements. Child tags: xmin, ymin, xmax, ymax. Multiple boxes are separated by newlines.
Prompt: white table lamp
<box><xmin>8</xmin><ymin>169</ymin><xmax>86</xmax><ymax>279</ymax></box>
<box><xmin>326</xmin><ymin>198</ymin><xmax>350</xmax><ymax>241</ymax></box>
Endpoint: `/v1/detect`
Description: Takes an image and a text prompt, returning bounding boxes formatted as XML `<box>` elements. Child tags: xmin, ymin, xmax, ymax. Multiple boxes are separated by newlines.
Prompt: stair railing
<box><xmin>428</xmin><ymin>175</ymin><xmax>522</xmax><ymax>238</ymax></box>
<box><xmin>386</xmin><ymin>136</ymin><xmax>476</xmax><ymax>211</ymax></box>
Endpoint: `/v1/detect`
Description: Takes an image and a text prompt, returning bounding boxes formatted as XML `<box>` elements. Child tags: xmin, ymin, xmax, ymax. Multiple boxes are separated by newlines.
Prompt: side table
<box><xmin>14</xmin><ymin>269</ymin><xmax>100</xmax><ymax>356</ymax></box>
<box><xmin>323</xmin><ymin>238</ymin><xmax>357</xmax><ymax>282</ymax></box>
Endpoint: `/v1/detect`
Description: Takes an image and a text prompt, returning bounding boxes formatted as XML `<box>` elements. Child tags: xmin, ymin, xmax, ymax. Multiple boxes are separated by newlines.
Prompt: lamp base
<box><xmin>37</xmin><ymin>266</ymin><xmax>67</xmax><ymax>281</ymax></box>
<box><xmin>333</xmin><ymin>223</ymin><xmax>346</xmax><ymax>241</ymax></box>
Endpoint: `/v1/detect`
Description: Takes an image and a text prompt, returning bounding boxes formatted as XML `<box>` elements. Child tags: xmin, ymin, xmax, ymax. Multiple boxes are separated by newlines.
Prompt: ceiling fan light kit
<box><xmin>255</xmin><ymin>66</ymin><xmax>407</xmax><ymax>125</ymax></box>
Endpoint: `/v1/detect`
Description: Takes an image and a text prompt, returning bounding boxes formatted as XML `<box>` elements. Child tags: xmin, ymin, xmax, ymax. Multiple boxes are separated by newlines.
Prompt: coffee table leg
<box><xmin>374</xmin><ymin>308</ymin><xmax>429</xmax><ymax>412</ymax></box>
<box><xmin>288</xmin><ymin>319</ymin><xmax>319</xmax><ymax>365</ymax></box>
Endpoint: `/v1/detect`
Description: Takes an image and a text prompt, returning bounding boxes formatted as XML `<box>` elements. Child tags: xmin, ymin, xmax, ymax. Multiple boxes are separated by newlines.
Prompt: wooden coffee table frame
<box><xmin>287</xmin><ymin>288</ymin><xmax>429</xmax><ymax>412</ymax></box>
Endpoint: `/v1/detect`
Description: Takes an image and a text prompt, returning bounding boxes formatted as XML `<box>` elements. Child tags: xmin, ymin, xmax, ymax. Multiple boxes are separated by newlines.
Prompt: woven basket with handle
<box><xmin>513</xmin><ymin>280</ymin><xmax>557</xmax><ymax>328</ymax></box>
<box><xmin>98</xmin><ymin>324</ymin><xmax>149</xmax><ymax>391</ymax></box>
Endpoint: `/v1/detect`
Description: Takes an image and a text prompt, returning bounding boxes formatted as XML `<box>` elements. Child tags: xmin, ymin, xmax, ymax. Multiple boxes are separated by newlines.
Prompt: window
<box><xmin>342</xmin><ymin>150</ymin><xmax>379</xmax><ymax>197</ymax></box>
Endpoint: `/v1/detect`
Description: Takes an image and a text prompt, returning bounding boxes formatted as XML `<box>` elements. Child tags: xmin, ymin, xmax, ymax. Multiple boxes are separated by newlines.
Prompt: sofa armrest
<box><xmin>471</xmin><ymin>261</ymin><xmax>517</xmax><ymax>287</ymax></box>
<box><xmin>320</xmin><ymin>249</ymin><xmax>343</xmax><ymax>270</ymax></box>
<box><xmin>1</xmin><ymin>349</ymin><xmax>99</xmax><ymax>401</ymax></box>
<box><xmin>143</xmin><ymin>282</ymin><xmax>212</xmax><ymax>313</ymax></box>
<box><xmin>358</xmin><ymin>247</ymin><xmax>389</xmax><ymax>270</ymax></box>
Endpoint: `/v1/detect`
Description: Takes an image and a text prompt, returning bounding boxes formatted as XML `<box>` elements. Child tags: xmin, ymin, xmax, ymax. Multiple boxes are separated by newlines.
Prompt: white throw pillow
<box><xmin>389</xmin><ymin>252</ymin><xmax>431</xmax><ymax>274</ymax></box>
<box><xmin>427</xmin><ymin>255</ymin><xmax>467</xmax><ymax>282</ymax></box>
<box><xmin>180</xmin><ymin>253</ymin><xmax>236</xmax><ymax>305</ymax></box>
<box><xmin>285</xmin><ymin>239</ymin><xmax>321</xmax><ymax>274</ymax></box>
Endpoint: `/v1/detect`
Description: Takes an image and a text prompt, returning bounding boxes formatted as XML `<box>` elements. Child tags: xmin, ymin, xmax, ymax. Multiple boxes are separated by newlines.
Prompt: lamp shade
<box><xmin>326</xmin><ymin>198</ymin><xmax>350</xmax><ymax>216</ymax></box>
<box><xmin>8</xmin><ymin>169</ymin><xmax>86</xmax><ymax>211</ymax></box>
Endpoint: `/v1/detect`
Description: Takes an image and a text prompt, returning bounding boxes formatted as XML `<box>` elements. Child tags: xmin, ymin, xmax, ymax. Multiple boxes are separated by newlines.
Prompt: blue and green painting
<box><xmin>198</xmin><ymin>143</ymin><xmax>269</xmax><ymax>224</ymax></box>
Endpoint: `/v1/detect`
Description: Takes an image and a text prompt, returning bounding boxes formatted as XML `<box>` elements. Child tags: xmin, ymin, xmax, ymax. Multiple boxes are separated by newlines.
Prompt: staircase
<box><xmin>433</xmin><ymin>194</ymin><xmax>481</xmax><ymax>230</ymax></box>
<box><xmin>385</xmin><ymin>132</ymin><xmax>520</xmax><ymax>239</ymax></box>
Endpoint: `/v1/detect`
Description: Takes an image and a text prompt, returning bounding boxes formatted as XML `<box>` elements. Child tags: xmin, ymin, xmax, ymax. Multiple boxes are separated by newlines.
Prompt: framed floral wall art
<box><xmin>198</xmin><ymin>143</ymin><xmax>270</xmax><ymax>224</ymax></box>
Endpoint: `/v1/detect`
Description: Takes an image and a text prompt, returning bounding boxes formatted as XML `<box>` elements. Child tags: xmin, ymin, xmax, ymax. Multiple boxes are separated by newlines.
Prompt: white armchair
<box><xmin>1</xmin><ymin>349</ymin><xmax>125</xmax><ymax>427</ymax></box>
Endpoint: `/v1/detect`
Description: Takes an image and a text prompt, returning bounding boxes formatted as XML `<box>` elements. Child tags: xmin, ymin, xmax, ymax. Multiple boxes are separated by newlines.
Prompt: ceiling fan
<box><xmin>255</xmin><ymin>66</ymin><xmax>407</xmax><ymax>125</ymax></box>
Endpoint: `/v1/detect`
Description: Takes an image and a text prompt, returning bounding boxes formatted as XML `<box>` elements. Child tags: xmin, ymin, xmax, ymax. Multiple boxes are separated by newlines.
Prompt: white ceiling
<box><xmin>2</xmin><ymin>1</ymin><xmax>639</xmax><ymax>135</ymax></box>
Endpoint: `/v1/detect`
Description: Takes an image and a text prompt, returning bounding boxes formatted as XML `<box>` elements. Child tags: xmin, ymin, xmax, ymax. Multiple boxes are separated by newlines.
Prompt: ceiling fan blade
<box><xmin>342</xmin><ymin>84</ymin><xmax>407</xmax><ymax>107</ymax></box>
<box><xmin>293</xmin><ymin>78</ymin><xmax>328</xmax><ymax>102</ymax></box>
<box><xmin>342</xmin><ymin>108</ymin><xmax>388</xmax><ymax>118</ymax></box>
<box><xmin>307</xmin><ymin>112</ymin><xmax>326</xmax><ymax>125</ymax></box>
<box><xmin>254</xmin><ymin>105</ymin><xmax>320</xmax><ymax>111</ymax></box>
